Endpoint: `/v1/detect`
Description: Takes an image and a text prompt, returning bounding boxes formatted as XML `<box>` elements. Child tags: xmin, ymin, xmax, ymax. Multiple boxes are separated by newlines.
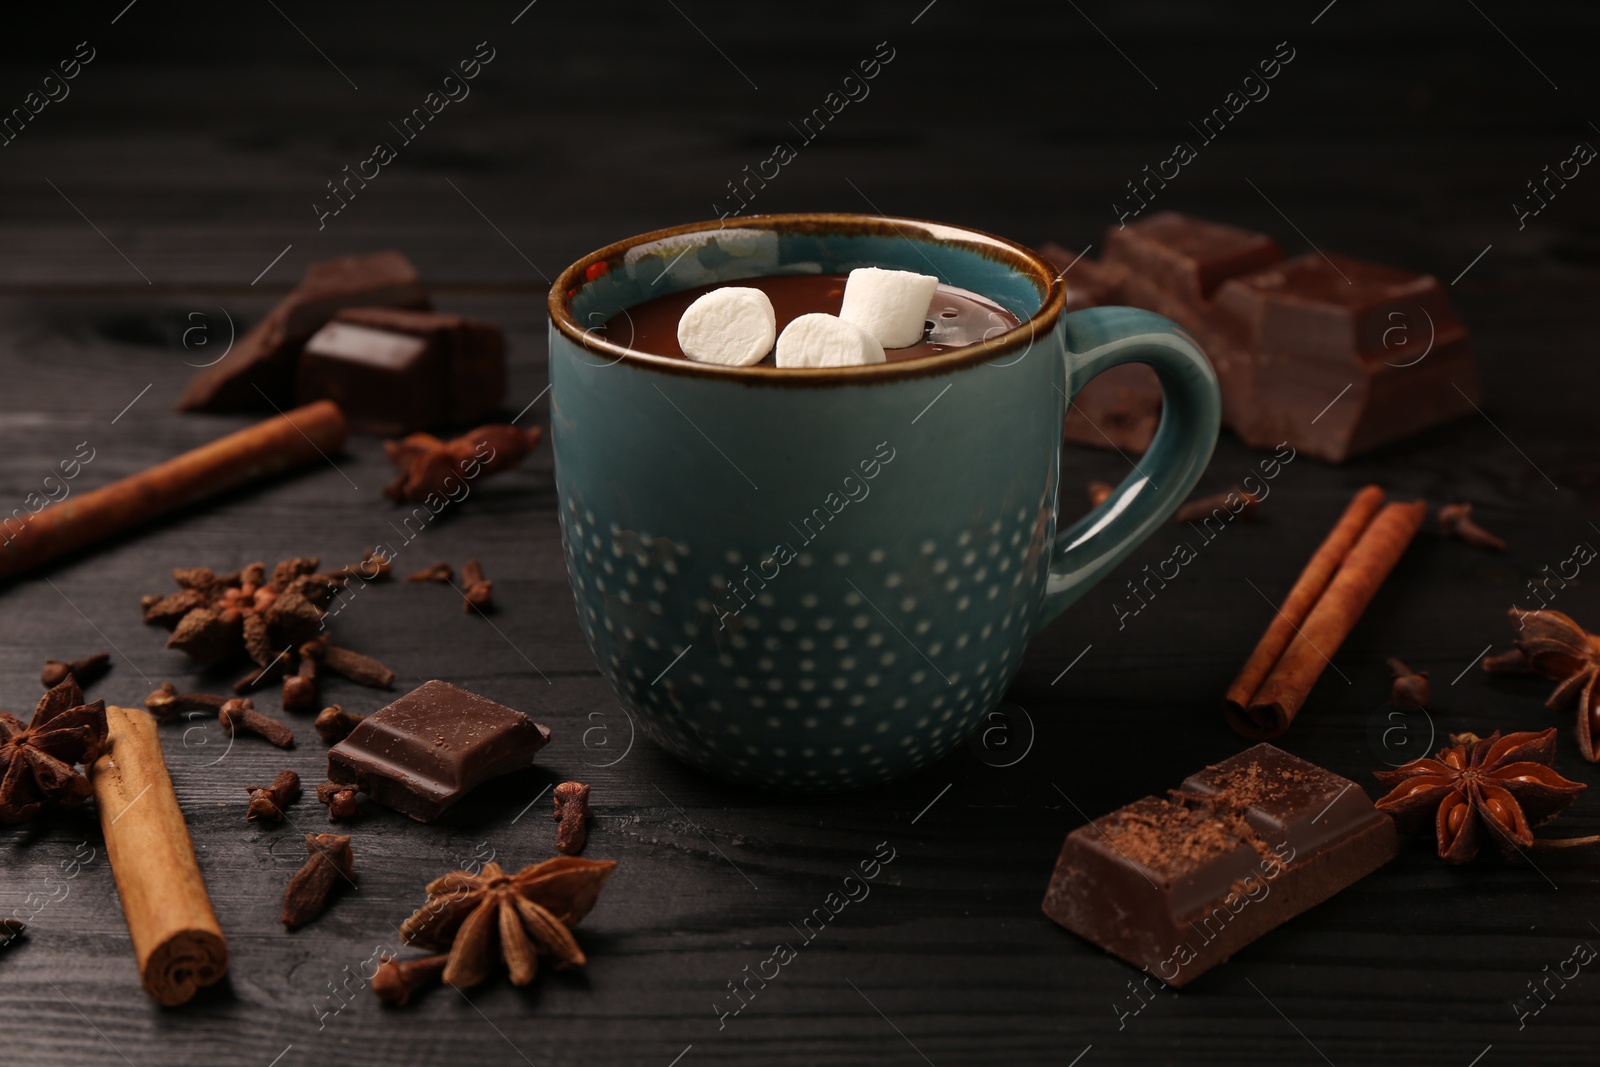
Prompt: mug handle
<box><xmin>1035</xmin><ymin>305</ymin><xmax>1222</xmax><ymax>629</ymax></box>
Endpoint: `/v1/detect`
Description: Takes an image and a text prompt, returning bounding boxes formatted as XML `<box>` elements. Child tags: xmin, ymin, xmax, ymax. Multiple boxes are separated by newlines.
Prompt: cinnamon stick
<box><xmin>0</xmin><ymin>400</ymin><xmax>347</xmax><ymax>582</ymax></box>
<box><xmin>1229</xmin><ymin>498</ymin><xmax>1427</xmax><ymax>738</ymax></box>
<box><xmin>1225</xmin><ymin>485</ymin><xmax>1386</xmax><ymax>716</ymax></box>
<box><xmin>90</xmin><ymin>705</ymin><xmax>228</xmax><ymax>1006</ymax></box>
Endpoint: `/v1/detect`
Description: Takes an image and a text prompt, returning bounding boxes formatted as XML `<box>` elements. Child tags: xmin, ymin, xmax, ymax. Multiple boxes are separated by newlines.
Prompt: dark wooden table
<box><xmin>3</xmin><ymin>1</ymin><xmax>1599</xmax><ymax>1063</ymax></box>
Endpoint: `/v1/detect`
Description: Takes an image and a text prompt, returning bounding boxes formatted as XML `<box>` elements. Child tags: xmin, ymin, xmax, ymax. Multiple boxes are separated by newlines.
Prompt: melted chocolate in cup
<box><xmin>601</xmin><ymin>273</ymin><xmax>1020</xmax><ymax>364</ymax></box>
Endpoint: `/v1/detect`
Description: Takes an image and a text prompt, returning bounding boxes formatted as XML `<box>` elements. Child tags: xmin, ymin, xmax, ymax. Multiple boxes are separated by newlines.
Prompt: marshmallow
<box><xmin>676</xmin><ymin>286</ymin><xmax>777</xmax><ymax>366</ymax></box>
<box><xmin>839</xmin><ymin>267</ymin><xmax>940</xmax><ymax>349</ymax></box>
<box><xmin>774</xmin><ymin>313</ymin><xmax>886</xmax><ymax>369</ymax></box>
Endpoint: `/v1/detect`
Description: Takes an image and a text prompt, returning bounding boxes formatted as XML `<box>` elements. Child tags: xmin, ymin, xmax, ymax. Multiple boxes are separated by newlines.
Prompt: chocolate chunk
<box><xmin>331</xmin><ymin>306</ymin><xmax>507</xmax><ymax>423</ymax></box>
<box><xmin>296</xmin><ymin>321</ymin><xmax>448</xmax><ymax>435</ymax></box>
<box><xmin>1213</xmin><ymin>253</ymin><xmax>1480</xmax><ymax>458</ymax></box>
<box><xmin>1062</xmin><ymin>212</ymin><xmax>1483</xmax><ymax>462</ymax></box>
<box><xmin>326</xmin><ymin>679</ymin><xmax>550</xmax><ymax>822</ymax></box>
<box><xmin>1106</xmin><ymin>213</ymin><xmax>1283</xmax><ymax>303</ymax></box>
<box><xmin>1041</xmin><ymin>744</ymin><xmax>1396</xmax><ymax>987</ymax></box>
<box><xmin>178</xmin><ymin>250</ymin><xmax>428</xmax><ymax>412</ymax></box>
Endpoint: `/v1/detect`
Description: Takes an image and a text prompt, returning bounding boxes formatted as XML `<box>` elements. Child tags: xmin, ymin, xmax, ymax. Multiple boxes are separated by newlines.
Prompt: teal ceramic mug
<box><xmin>548</xmin><ymin>214</ymin><xmax>1219</xmax><ymax>790</ymax></box>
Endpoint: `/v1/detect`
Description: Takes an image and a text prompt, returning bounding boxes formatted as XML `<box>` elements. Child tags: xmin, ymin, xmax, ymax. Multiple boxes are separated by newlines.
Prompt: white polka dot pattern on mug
<box><xmin>559</xmin><ymin>493</ymin><xmax>1052</xmax><ymax>789</ymax></box>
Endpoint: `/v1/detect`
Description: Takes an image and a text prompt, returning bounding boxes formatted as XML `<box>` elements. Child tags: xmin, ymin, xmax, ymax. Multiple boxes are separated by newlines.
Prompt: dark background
<box><xmin>3</xmin><ymin>1</ymin><xmax>1599</xmax><ymax>1064</ymax></box>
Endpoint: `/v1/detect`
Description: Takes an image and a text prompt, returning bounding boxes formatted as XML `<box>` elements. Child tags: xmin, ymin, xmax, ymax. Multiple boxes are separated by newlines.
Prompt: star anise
<box><xmin>141</xmin><ymin>558</ymin><xmax>396</xmax><ymax>713</ymax></box>
<box><xmin>399</xmin><ymin>856</ymin><xmax>615</xmax><ymax>989</ymax></box>
<box><xmin>1374</xmin><ymin>728</ymin><xmax>1584</xmax><ymax>863</ymax></box>
<box><xmin>0</xmin><ymin>678</ymin><xmax>108</xmax><ymax>823</ymax></box>
<box><xmin>142</xmin><ymin>559</ymin><xmax>340</xmax><ymax>667</ymax></box>
<box><xmin>1509</xmin><ymin>608</ymin><xmax>1600</xmax><ymax>761</ymax></box>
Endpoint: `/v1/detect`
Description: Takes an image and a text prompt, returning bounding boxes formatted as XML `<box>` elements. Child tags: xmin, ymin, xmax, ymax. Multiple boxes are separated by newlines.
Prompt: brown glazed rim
<box><xmin>548</xmin><ymin>212</ymin><xmax>1066</xmax><ymax>383</ymax></box>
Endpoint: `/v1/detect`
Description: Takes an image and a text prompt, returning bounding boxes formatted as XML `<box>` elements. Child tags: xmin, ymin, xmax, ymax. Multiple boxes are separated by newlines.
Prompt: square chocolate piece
<box><xmin>334</xmin><ymin>306</ymin><xmax>507</xmax><ymax>424</ymax></box>
<box><xmin>327</xmin><ymin>680</ymin><xmax>551</xmax><ymax>822</ymax></box>
<box><xmin>296</xmin><ymin>321</ymin><xmax>448</xmax><ymax>435</ymax></box>
<box><xmin>1105</xmin><ymin>212</ymin><xmax>1282</xmax><ymax>303</ymax></box>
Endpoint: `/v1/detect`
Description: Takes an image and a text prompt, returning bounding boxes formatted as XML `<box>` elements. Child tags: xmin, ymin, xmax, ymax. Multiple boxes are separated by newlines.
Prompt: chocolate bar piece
<box><xmin>331</xmin><ymin>306</ymin><xmax>507</xmax><ymax>423</ymax></box>
<box><xmin>1061</xmin><ymin>212</ymin><xmax>1482</xmax><ymax>462</ymax></box>
<box><xmin>295</xmin><ymin>322</ymin><xmax>447</xmax><ymax>435</ymax></box>
<box><xmin>327</xmin><ymin>680</ymin><xmax>550</xmax><ymax>822</ymax></box>
<box><xmin>1042</xmin><ymin>744</ymin><xmax>1396</xmax><ymax>986</ymax></box>
<box><xmin>1213</xmin><ymin>253</ymin><xmax>1477</xmax><ymax>458</ymax></box>
<box><xmin>178</xmin><ymin>251</ymin><xmax>429</xmax><ymax>413</ymax></box>
<box><xmin>1108</xmin><ymin>214</ymin><xmax>1283</xmax><ymax>303</ymax></box>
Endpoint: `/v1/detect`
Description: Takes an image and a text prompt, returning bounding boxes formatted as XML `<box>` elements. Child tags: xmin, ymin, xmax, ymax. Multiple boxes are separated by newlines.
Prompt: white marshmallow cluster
<box><xmin>674</xmin><ymin>266</ymin><xmax>940</xmax><ymax>370</ymax></box>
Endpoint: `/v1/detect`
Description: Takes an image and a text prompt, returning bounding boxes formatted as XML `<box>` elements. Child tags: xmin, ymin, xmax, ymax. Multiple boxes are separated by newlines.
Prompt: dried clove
<box><xmin>309</xmin><ymin>642</ymin><xmax>396</xmax><ymax>689</ymax></box>
<box><xmin>246</xmin><ymin>770</ymin><xmax>302</xmax><ymax>823</ymax></box>
<box><xmin>234</xmin><ymin>654</ymin><xmax>291</xmax><ymax>694</ymax></box>
<box><xmin>1437</xmin><ymin>503</ymin><xmax>1506</xmax><ymax>552</ymax></box>
<box><xmin>40</xmin><ymin>652</ymin><xmax>111</xmax><ymax>689</ymax></box>
<box><xmin>281</xmin><ymin>832</ymin><xmax>354</xmax><ymax>930</ymax></box>
<box><xmin>144</xmin><ymin>682</ymin><xmax>228</xmax><ymax>722</ymax></box>
<box><xmin>1482</xmin><ymin>647</ymin><xmax>1535</xmax><ymax>675</ymax></box>
<box><xmin>281</xmin><ymin>650</ymin><xmax>319</xmax><ymax>713</ymax></box>
<box><xmin>1387</xmin><ymin>657</ymin><xmax>1430</xmax><ymax>710</ymax></box>
<box><xmin>461</xmin><ymin>560</ymin><xmax>493</xmax><ymax>613</ymax></box>
<box><xmin>553</xmin><ymin>781</ymin><xmax>592</xmax><ymax>855</ymax></box>
<box><xmin>314</xmin><ymin>705</ymin><xmax>365</xmax><ymax>744</ymax></box>
<box><xmin>373</xmin><ymin>953</ymin><xmax>450</xmax><ymax>1006</ymax></box>
<box><xmin>219</xmin><ymin>698</ymin><xmax>295</xmax><ymax>748</ymax></box>
<box><xmin>316</xmin><ymin>780</ymin><xmax>362</xmax><ymax>822</ymax></box>
<box><xmin>1175</xmin><ymin>487</ymin><xmax>1261</xmax><ymax>525</ymax></box>
<box><xmin>405</xmin><ymin>562</ymin><xmax>454</xmax><ymax>584</ymax></box>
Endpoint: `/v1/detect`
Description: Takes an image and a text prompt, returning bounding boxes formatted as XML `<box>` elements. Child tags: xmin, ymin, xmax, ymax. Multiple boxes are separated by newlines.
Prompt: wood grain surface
<box><xmin>2</xmin><ymin>1</ymin><xmax>1598</xmax><ymax>1064</ymax></box>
